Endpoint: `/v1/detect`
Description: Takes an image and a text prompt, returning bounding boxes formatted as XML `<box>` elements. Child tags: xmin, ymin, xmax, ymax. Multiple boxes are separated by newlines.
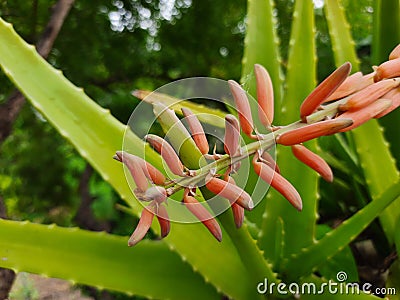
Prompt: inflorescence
<box><xmin>114</xmin><ymin>44</ymin><xmax>400</xmax><ymax>246</ymax></box>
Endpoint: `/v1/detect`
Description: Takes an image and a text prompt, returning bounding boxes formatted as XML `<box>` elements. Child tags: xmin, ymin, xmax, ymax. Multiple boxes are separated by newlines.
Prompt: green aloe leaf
<box><xmin>372</xmin><ymin>0</ymin><xmax>400</xmax><ymax>64</ymax></box>
<box><xmin>0</xmin><ymin>18</ymin><xmax>260</xmax><ymax>299</ymax></box>
<box><xmin>259</xmin><ymin>0</ymin><xmax>318</xmax><ymax>263</ymax></box>
<box><xmin>0</xmin><ymin>219</ymin><xmax>219</xmax><ymax>300</ymax></box>
<box><xmin>324</xmin><ymin>0</ymin><xmax>360</xmax><ymax>68</ymax></box>
<box><xmin>241</xmin><ymin>0</ymin><xmax>282</xmax><ymax>101</ymax></box>
<box><xmin>324</xmin><ymin>1</ymin><xmax>400</xmax><ymax>244</ymax></box>
<box><xmin>282</xmin><ymin>180</ymin><xmax>400</xmax><ymax>280</ymax></box>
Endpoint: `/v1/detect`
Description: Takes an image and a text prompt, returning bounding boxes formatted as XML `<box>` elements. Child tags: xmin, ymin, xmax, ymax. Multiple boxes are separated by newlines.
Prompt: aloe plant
<box><xmin>0</xmin><ymin>0</ymin><xmax>400</xmax><ymax>299</ymax></box>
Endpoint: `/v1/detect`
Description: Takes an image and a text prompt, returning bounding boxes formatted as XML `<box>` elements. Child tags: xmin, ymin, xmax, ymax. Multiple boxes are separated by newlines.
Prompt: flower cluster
<box><xmin>115</xmin><ymin>44</ymin><xmax>400</xmax><ymax>246</ymax></box>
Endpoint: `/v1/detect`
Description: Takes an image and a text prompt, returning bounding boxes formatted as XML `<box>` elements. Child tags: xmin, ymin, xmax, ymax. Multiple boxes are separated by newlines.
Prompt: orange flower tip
<box><xmin>389</xmin><ymin>44</ymin><xmax>400</xmax><ymax>60</ymax></box>
<box><xmin>254</xmin><ymin>64</ymin><xmax>274</xmax><ymax>126</ymax></box>
<box><xmin>300</xmin><ymin>62</ymin><xmax>351</xmax><ymax>118</ymax></box>
<box><xmin>276</xmin><ymin>119</ymin><xmax>353</xmax><ymax>146</ymax></box>
<box><xmin>128</xmin><ymin>206</ymin><xmax>155</xmax><ymax>246</ymax></box>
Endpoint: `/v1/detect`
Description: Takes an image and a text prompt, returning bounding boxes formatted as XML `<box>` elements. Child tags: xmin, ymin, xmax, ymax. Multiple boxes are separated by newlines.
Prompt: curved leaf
<box><xmin>0</xmin><ymin>219</ymin><xmax>219</xmax><ymax>300</ymax></box>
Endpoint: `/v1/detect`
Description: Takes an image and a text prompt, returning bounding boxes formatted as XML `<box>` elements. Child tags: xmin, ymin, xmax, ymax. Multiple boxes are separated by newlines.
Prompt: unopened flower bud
<box><xmin>252</xmin><ymin>153</ymin><xmax>302</xmax><ymax>211</ymax></box>
<box><xmin>300</xmin><ymin>62</ymin><xmax>351</xmax><ymax>119</ymax></box>
<box><xmin>183</xmin><ymin>192</ymin><xmax>222</xmax><ymax>242</ymax></box>
<box><xmin>205</xmin><ymin>175</ymin><xmax>254</xmax><ymax>210</ymax></box>
<box><xmin>276</xmin><ymin>119</ymin><xmax>353</xmax><ymax>146</ymax></box>
<box><xmin>254</xmin><ymin>64</ymin><xmax>274</xmax><ymax>126</ymax></box>
<box><xmin>181</xmin><ymin>107</ymin><xmax>209</xmax><ymax>155</ymax></box>
<box><xmin>291</xmin><ymin>144</ymin><xmax>333</xmax><ymax>182</ymax></box>
<box><xmin>145</xmin><ymin>134</ymin><xmax>185</xmax><ymax>176</ymax></box>
<box><xmin>128</xmin><ymin>205</ymin><xmax>156</xmax><ymax>246</ymax></box>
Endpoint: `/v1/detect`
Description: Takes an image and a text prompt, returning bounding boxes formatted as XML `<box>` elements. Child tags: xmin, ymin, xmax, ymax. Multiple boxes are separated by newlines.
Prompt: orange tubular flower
<box><xmin>113</xmin><ymin>151</ymin><xmax>148</xmax><ymax>192</ymax></box>
<box><xmin>260</xmin><ymin>151</ymin><xmax>280</xmax><ymax>174</ymax></box>
<box><xmin>181</xmin><ymin>107</ymin><xmax>209</xmax><ymax>155</ymax></box>
<box><xmin>183</xmin><ymin>191</ymin><xmax>222</xmax><ymax>242</ymax></box>
<box><xmin>337</xmin><ymin>99</ymin><xmax>392</xmax><ymax>132</ymax></box>
<box><xmin>291</xmin><ymin>144</ymin><xmax>333</xmax><ymax>182</ymax></box>
<box><xmin>300</xmin><ymin>62</ymin><xmax>351</xmax><ymax>119</ymax></box>
<box><xmin>252</xmin><ymin>152</ymin><xmax>302</xmax><ymax>211</ymax></box>
<box><xmin>224</xmin><ymin>114</ymin><xmax>241</xmax><ymax>156</ymax></box>
<box><xmin>156</xmin><ymin>204</ymin><xmax>170</xmax><ymax>238</ymax></box>
<box><xmin>205</xmin><ymin>175</ymin><xmax>254</xmax><ymax>210</ymax></box>
<box><xmin>254</xmin><ymin>64</ymin><xmax>274</xmax><ymax>127</ymax></box>
<box><xmin>228</xmin><ymin>80</ymin><xmax>255</xmax><ymax>137</ymax></box>
<box><xmin>145</xmin><ymin>134</ymin><xmax>185</xmax><ymax>176</ymax></box>
<box><xmin>276</xmin><ymin>119</ymin><xmax>353</xmax><ymax>146</ymax></box>
<box><xmin>128</xmin><ymin>204</ymin><xmax>156</xmax><ymax>247</ymax></box>
<box><xmin>339</xmin><ymin>78</ymin><xmax>399</xmax><ymax>111</ymax></box>
<box><xmin>226</xmin><ymin>176</ymin><xmax>245</xmax><ymax>228</ymax></box>
<box><xmin>374</xmin><ymin>87</ymin><xmax>400</xmax><ymax>118</ymax></box>
<box><xmin>374</xmin><ymin>58</ymin><xmax>400</xmax><ymax>82</ymax></box>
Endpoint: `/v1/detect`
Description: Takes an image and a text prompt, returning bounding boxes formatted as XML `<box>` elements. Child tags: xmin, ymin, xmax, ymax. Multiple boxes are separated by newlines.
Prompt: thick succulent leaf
<box><xmin>315</xmin><ymin>225</ymin><xmax>358</xmax><ymax>283</ymax></box>
<box><xmin>352</xmin><ymin>122</ymin><xmax>400</xmax><ymax>244</ymax></box>
<box><xmin>259</xmin><ymin>0</ymin><xmax>318</xmax><ymax>262</ymax></box>
<box><xmin>0</xmin><ymin>18</ymin><xmax>261</xmax><ymax>299</ymax></box>
<box><xmin>372</xmin><ymin>0</ymin><xmax>400</xmax><ymax>64</ymax></box>
<box><xmin>324</xmin><ymin>0</ymin><xmax>360</xmax><ymax>68</ymax></box>
<box><xmin>323</xmin><ymin>3</ymin><xmax>400</xmax><ymax>244</ymax></box>
<box><xmin>282</xmin><ymin>180</ymin><xmax>400</xmax><ymax>280</ymax></box>
<box><xmin>0</xmin><ymin>219</ymin><xmax>219</xmax><ymax>300</ymax></box>
<box><xmin>241</xmin><ymin>0</ymin><xmax>282</xmax><ymax>104</ymax></box>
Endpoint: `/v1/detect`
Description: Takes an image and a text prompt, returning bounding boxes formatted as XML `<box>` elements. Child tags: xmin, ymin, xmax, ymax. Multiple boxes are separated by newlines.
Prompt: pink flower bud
<box><xmin>183</xmin><ymin>192</ymin><xmax>222</xmax><ymax>242</ymax></box>
<box><xmin>339</xmin><ymin>78</ymin><xmax>399</xmax><ymax>111</ymax></box>
<box><xmin>205</xmin><ymin>176</ymin><xmax>254</xmax><ymax>210</ymax></box>
<box><xmin>144</xmin><ymin>186</ymin><xmax>167</xmax><ymax>203</ymax></box>
<box><xmin>252</xmin><ymin>153</ymin><xmax>302</xmax><ymax>211</ymax></box>
<box><xmin>181</xmin><ymin>107</ymin><xmax>209</xmax><ymax>155</ymax></box>
<box><xmin>228</xmin><ymin>80</ymin><xmax>254</xmax><ymax>138</ymax></box>
<box><xmin>337</xmin><ymin>99</ymin><xmax>392</xmax><ymax>131</ymax></box>
<box><xmin>276</xmin><ymin>119</ymin><xmax>353</xmax><ymax>146</ymax></box>
<box><xmin>374</xmin><ymin>58</ymin><xmax>400</xmax><ymax>82</ymax></box>
<box><xmin>145</xmin><ymin>134</ymin><xmax>185</xmax><ymax>176</ymax></box>
<box><xmin>300</xmin><ymin>62</ymin><xmax>351</xmax><ymax>119</ymax></box>
<box><xmin>128</xmin><ymin>205</ymin><xmax>156</xmax><ymax>246</ymax></box>
<box><xmin>224</xmin><ymin>114</ymin><xmax>241</xmax><ymax>156</ymax></box>
<box><xmin>325</xmin><ymin>72</ymin><xmax>363</xmax><ymax>101</ymax></box>
<box><xmin>113</xmin><ymin>151</ymin><xmax>148</xmax><ymax>192</ymax></box>
<box><xmin>374</xmin><ymin>87</ymin><xmax>400</xmax><ymax>118</ymax></box>
<box><xmin>260</xmin><ymin>151</ymin><xmax>280</xmax><ymax>174</ymax></box>
<box><xmin>156</xmin><ymin>204</ymin><xmax>170</xmax><ymax>238</ymax></box>
<box><xmin>226</xmin><ymin>176</ymin><xmax>244</xmax><ymax>228</ymax></box>
<box><xmin>291</xmin><ymin>144</ymin><xmax>333</xmax><ymax>182</ymax></box>
<box><xmin>254</xmin><ymin>64</ymin><xmax>274</xmax><ymax>126</ymax></box>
